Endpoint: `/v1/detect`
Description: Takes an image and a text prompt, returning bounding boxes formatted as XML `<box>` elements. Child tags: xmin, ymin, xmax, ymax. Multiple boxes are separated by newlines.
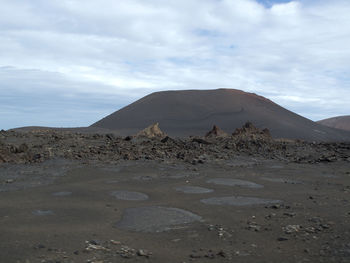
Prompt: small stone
<box><xmin>217</xmin><ymin>250</ymin><xmax>226</xmax><ymax>258</ymax></box>
<box><xmin>271</xmin><ymin>204</ymin><xmax>281</xmax><ymax>209</ymax></box>
<box><xmin>137</xmin><ymin>249</ymin><xmax>151</xmax><ymax>257</ymax></box>
<box><xmin>246</xmin><ymin>222</ymin><xmax>261</xmax><ymax>232</ymax></box>
<box><xmin>205</xmin><ymin>251</ymin><xmax>215</xmax><ymax>259</ymax></box>
<box><xmin>319</xmin><ymin>224</ymin><xmax>329</xmax><ymax>229</ymax></box>
<box><xmin>265</xmin><ymin>213</ymin><xmax>276</xmax><ymax>219</ymax></box>
<box><xmin>305</xmin><ymin>227</ymin><xmax>316</xmax><ymax>233</ymax></box>
<box><xmin>208</xmin><ymin>225</ymin><xmax>215</xmax><ymax>231</ymax></box>
<box><xmin>34</xmin><ymin>244</ymin><xmax>46</xmax><ymax>249</ymax></box>
<box><xmin>110</xmin><ymin>240</ymin><xmax>121</xmax><ymax>245</ymax></box>
<box><xmin>190</xmin><ymin>253</ymin><xmax>201</xmax><ymax>258</ymax></box>
<box><xmin>283</xmin><ymin>225</ymin><xmax>301</xmax><ymax>234</ymax></box>
<box><xmin>88</xmin><ymin>240</ymin><xmax>100</xmax><ymax>245</ymax></box>
<box><xmin>309</xmin><ymin>217</ymin><xmax>322</xmax><ymax>223</ymax></box>
<box><xmin>283</xmin><ymin>212</ymin><xmax>296</xmax><ymax>217</ymax></box>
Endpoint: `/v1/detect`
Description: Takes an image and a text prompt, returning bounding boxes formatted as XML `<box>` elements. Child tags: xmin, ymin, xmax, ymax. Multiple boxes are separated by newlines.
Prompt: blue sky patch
<box><xmin>256</xmin><ymin>0</ymin><xmax>293</xmax><ymax>8</ymax></box>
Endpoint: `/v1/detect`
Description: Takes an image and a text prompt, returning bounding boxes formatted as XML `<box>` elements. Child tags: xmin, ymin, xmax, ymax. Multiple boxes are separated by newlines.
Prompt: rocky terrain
<box><xmin>1</xmin><ymin>123</ymin><xmax>350</xmax><ymax>262</ymax></box>
<box><xmin>1</xmin><ymin>123</ymin><xmax>350</xmax><ymax>165</ymax></box>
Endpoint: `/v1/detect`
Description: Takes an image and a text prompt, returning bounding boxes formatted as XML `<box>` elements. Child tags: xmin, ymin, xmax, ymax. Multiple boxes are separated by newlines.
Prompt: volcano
<box><xmin>91</xmin><ymin>89</ymin><xmax>350</xmax><ymax>141</ymax></box>
<box><xmin>318</xmin><ymin>116</ymin><xmax>350</xmax><ymax>132</ymax></box>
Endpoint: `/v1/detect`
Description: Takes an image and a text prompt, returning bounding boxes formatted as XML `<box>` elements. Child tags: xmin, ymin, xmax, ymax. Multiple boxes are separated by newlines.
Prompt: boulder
<box><xmin>136</xmin><ymin>123</ymin><xmax>167</xmax><ymax>138</ymax></box>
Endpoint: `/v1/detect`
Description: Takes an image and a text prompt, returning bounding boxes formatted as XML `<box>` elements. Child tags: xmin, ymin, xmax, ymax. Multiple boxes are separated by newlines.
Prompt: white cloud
<box><xmin>0</xmin><ymin>0</ymin><xmax>350</xmax><ymax>129</ymax></box>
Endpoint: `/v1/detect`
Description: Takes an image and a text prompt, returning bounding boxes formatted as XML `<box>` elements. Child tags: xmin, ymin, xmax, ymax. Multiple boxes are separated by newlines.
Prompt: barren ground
<box><xmin>1</xmin><ymin>129</ymin><xmax>350</xmax><ymax>262</ymax></box>
<box><xmin>1</xmin><ymin>157</ymin><xmax>350</xmax><ymax>263</ymax></box>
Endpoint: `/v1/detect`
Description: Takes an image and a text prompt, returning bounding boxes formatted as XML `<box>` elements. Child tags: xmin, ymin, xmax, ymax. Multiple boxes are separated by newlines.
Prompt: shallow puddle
<box><xmin>200</xmin><ymin>196</ymin><xmax>281</xmax><ymax>206</ymax></box>
<box><xmin>111</xmin><ymin>190</ymin><xmax>149</xmax><ymax>201</ymax></box>
<box><xmin>175</xmin><ymin>186</ymin><xmax>214</xmax><ymax>194</ymax></box>
<box><xmin>116</xmin><ymin>206</ymin><xmax>202</xmax><ymax>232</ymax></box>
<box><xmin>162</xmin><ymin>172</ymin><xmax>199</xmax><ymax>179</ymax></box>
<box><xmin>207</xmin><ymin>178</ymin><xmax>263</xmax><ymax>188</ymax></box>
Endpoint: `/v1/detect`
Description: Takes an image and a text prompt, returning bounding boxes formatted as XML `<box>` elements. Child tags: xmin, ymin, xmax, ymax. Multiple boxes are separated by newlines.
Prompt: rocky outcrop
<box><xmin>233</xmin><ymin>122</ymin><xmax>271</xmax><ymax>140</ymax></box>
<box><xmin>205</xmin><ymin>125</ymin><xmax>228</xmax><ymax>138</ymax></box>
<box><xmin>136</xmin><ymin>123</ymin><xmax>166</xmax><ymax>138</ymax></box>
<box><xmin>0</xmin><ymin>142</ymin><xmax>32</xmax><ymax>164</ymax></box>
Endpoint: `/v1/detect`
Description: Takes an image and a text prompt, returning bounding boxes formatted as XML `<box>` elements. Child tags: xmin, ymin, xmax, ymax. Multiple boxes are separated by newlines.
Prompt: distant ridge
<box><xmin>317</xmin><ymin>116</ymin><xmax>350</xmax><ymax>132</ymax></box>
<box><xmin>91</xmin><ymin>89</ymin><xmax>350</xmax><ymax>141</ymax></box>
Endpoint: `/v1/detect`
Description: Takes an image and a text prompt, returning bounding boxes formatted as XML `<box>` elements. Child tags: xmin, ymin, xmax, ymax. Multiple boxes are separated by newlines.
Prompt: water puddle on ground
<box><xmin>32</xmin><ymin>210</ymin><xmax>54</xmax><ymax>216</ymax></box>
<box><xmin>175</xmin><ymin>186</ymin><xmax>214</xmax><ymax>194</ymax></box>
<box><xmin>111</xmin><ymin>190</ymin><xmax>149</xmax><ymax>201</ymax></box>
<box><xmin>200</xmin><ymin>196</ymin><xmax>281</xmax><ymax>206</ymax></box>
<box><xmin>261</xmin><ymin>177</ymin><xmax>302</xmax><ymax>184</ymax></box>
<box><xmin>207</xmin><ymin>178</ymin><xmax>263</xmax><ymax>188</ymax></box>
<box><xmin>116</xmin><ymin>206</ymin><xmax>202</xmax><ymax>232</ymax></box>
<box><xmin>52</xmin><ymin>191</ymin><xmax>72</xmax><ymax>196</ymax></box>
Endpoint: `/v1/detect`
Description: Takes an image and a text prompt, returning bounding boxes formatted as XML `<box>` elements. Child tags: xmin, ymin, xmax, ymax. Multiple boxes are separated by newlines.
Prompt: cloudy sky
<box><xmin>1</xmin><ymin>0</ymin><xmax>349</xmax><ymax>130</ymax></box>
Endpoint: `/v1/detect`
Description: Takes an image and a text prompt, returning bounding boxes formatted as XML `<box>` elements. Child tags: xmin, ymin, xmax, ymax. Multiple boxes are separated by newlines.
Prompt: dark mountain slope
<box><xmin>91</xmin><ymin>89</ymin><xmax>350</xmax><ymax>141</ymax></box>
<box><xmin>318</xmin><ymin>116</ymin><xmax>350</xmax><ymax>132</ymax></box>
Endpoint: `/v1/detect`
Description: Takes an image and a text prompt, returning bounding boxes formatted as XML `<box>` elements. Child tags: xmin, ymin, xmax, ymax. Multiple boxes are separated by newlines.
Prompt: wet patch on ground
<box><xmin>110</xmin><ymin>190</ymin><xmax>149</xmax><ymax>201</ymax></box>
<box><xmin>0</xmin><ymin>159</ymin><xmax>76</xmax><ymax>192</ymax></box>
<box><xmin>207</xmin><ymin>178</ymin><xmax>263</xmax><ymax>188</ymax></box>
<box><xmin>115</xmin><ymin>206</ymin><xmax>202</xmax><ymax>232</ymax></box>
<box><xmin>200</xmin><ymin>196</ymin><xmax>281</xmax><ymax>206</ymax></box>
<box><xmin>175</xmin><ymin>186</ymin><xmax>214</xmax><ymax>194</ymax></box>
<box><xmin>161</xmin><ymin>172</ymin><xmax>200</xmax><ymax>179</ymax></box>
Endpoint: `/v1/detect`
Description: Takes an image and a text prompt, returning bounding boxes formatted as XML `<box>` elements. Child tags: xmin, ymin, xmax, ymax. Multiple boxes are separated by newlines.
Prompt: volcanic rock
<box><xmin>232</xmin><ymin>122</ymin><xmax>272</xmax><ymax>141</ymax></box>
<box><xmin>205</xmin><ymin>125</ymin><xmax>228</xmax><ymax>138</ymax></box>
<box><xmin>135</xmin><ymin>123</ymin><xmax>166</xmax><ymax>138</ymax></box>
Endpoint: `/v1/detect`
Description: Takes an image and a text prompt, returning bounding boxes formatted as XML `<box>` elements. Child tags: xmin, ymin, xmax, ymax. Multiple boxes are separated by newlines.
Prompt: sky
<box><xmin>1</xmin><ymin>0</ymin><xmax>350</xmax><ymax>130</ymax></box>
